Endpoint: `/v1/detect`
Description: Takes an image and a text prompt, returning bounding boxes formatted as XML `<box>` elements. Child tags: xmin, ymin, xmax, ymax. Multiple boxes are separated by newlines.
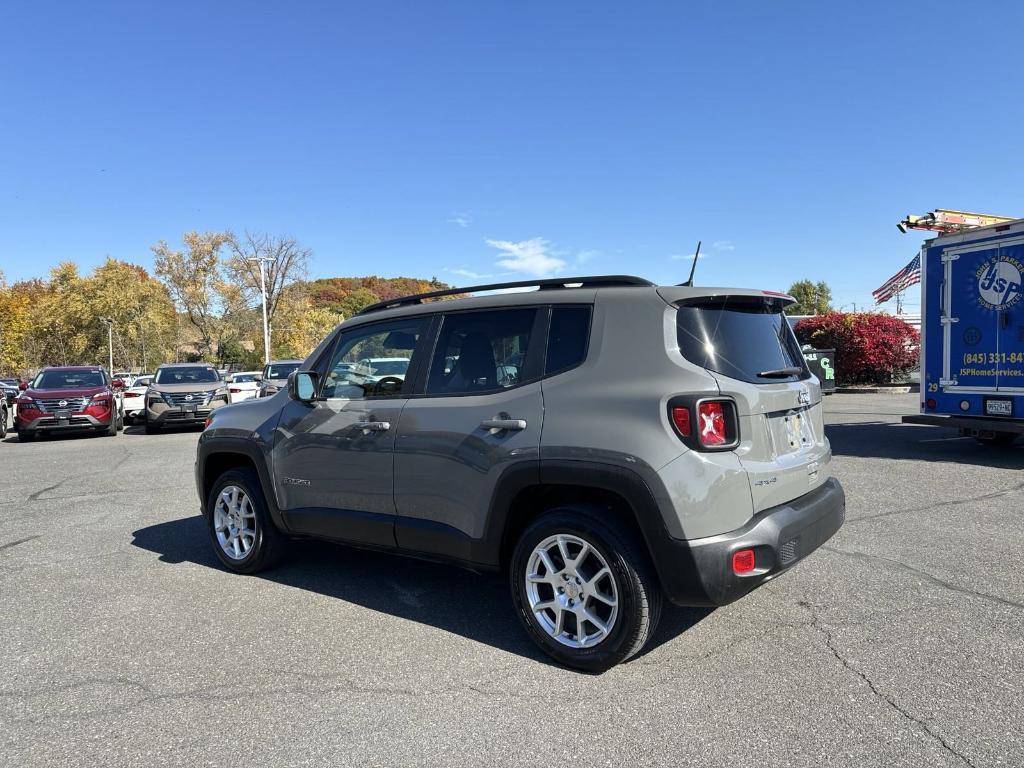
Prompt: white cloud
<box><xmin>670</xmin><ymin>251</ymin><xmax>703</xmax><ymax>261</ymax></box>
<box><xmin>447</xmin><ymin>211</ymin><xmax>473</xmax><ymax>228</ymax></box>
<box><xmin>486</xmin><ymin>237</ymin><xmax>566</xmax><ymax>277</ymax></box>
<box><xmin>712</xmin><ymin>240</ymin><xmax>735</xmax><ymax>251</ymax></box>
<box><xmin>446</xmin><ymin>267</ymin><xmax>493</xmax><ymax>280</ymax></box>
<box><xmin>575</xmin><ymin>249</ymin><xmax>600</xmax><ymax>266</ymax></box>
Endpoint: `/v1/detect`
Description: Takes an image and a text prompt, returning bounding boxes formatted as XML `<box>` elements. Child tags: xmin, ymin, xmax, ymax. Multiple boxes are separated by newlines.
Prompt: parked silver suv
<box><xmin>145</xmin><ymin>363</ymin><xmax>229</xmax><ymax>433</ymax></box>
<box><xmin>195</xmin><ymin>276</ymin><xmax>844</xmax><ymax>671</ymax></box>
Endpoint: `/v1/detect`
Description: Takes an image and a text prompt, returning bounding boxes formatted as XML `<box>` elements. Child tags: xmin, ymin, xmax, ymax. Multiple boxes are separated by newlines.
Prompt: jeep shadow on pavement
<box><xmin>167</xmin><ymin>275</ymin><xmax>845</xmax><ymax>672</ymax></box>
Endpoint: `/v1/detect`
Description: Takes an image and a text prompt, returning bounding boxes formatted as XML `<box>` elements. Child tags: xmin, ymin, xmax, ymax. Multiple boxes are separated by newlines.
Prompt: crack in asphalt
<box><xmin>808</xmin><ymin>610</ymin><xmax>977</xmax><ymax>768</ymax></box>
<box><xmin>19</xmin><ymin>451</ymin><xmax>132</xmax><ymax>504</ymax></box>
<box><xmin>0</xmin><ymin>673</ymin><xmax>498</xmax><ymax>723</ymax></box>
<box><xmin>823</xmin><ymin>546</ymin><xmax>1024</xmax><ymax>611</ymax></box>
<box><xmin>0</xmin><ymin>535</ymin><xmax>41</xmax><ymax>553</ymax></box>
<box><xmin>843</xmin><ymin>482</ymin><xmax>1024</xmax><ymax>526</ymax></box>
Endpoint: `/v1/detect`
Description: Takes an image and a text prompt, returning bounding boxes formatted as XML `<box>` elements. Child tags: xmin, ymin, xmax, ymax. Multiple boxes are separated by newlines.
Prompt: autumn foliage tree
<box><xmin>794</xmin><ymin>312</ymin><xmax>919</xmax><ymax>385</ymax></box>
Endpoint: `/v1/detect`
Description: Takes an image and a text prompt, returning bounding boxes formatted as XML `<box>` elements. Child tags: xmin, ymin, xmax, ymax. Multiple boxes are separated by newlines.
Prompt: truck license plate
<box><xmin>182</xmin><ymin>404</ymin><xmax>197</xmax><ymax>413</ymax></box>
<box><xmin>985</xmin><ymin>399</ymin><xmax>1013</xmax><ymax>416</ymax></box>
<box><xmin>55</xmin><ymin>409</ymin><xmax>71</xmax><ymax>420</ymax></box>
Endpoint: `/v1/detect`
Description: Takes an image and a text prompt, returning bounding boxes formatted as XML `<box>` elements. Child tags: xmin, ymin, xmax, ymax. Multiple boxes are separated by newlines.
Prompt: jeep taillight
<box><xmin>670</xmin><ymin>407</ymin><xmax>691</xmax><ymax>437</ymax></box>
<box><xmin>668</xmin><ymin>397</ymin><xmax>739</xmax><ymax>450</ymax></box>
<box><xmin>697</xmin><ymin>401</ymin><xmax>727</xmax><ymax>446</ymax></box>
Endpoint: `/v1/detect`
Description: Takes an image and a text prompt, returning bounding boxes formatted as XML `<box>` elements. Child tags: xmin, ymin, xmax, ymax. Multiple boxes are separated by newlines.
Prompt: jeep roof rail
<box><xmin>358</xmin><ymin>275</ymin><xmax>655</xmax><ymax>315</ymax></box>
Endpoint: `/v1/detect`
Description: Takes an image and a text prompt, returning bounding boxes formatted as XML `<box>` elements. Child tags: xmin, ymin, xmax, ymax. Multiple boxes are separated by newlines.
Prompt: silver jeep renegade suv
<box><xmin>195</xmin><ymin>275</ymin><xmax>844</xmax><ymax>671</ymax></box>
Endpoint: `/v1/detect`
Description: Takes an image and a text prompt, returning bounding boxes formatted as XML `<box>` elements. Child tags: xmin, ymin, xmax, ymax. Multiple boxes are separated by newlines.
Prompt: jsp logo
<box><xmin>977</xmin><ymin>256</ymin><xmax>1023</xmax><ymax>310</ymax></box>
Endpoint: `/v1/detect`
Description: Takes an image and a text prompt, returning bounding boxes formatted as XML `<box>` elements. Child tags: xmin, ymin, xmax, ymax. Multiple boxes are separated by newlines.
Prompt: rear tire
<box><xmin>509</xmin><ymin>506</ymin><xmax>662</xmax><ymax>673</ymax></box>
<box><xmin>976</xmin><ymin>432</ymin><xmax>1018</xmax><ymax>448</ymax></box>
<box><xmin>0</xmin><ymin>409</ymin><xmax>7</xmax><ymax>439</ymax></box>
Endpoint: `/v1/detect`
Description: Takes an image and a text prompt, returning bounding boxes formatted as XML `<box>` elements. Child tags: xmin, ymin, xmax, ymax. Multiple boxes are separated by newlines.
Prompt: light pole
<box><xmin>99</xmin><ymin>317</ymin><xmax>114</xmax><ymax>373</ymax></box>
<box><xmin>249</xmin><ymin>257</ymin><xmax>273</xmax><ymax>365</ymax></box>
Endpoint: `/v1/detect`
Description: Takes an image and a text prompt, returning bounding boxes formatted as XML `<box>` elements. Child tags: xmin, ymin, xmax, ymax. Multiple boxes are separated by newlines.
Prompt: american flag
<box><xmin>872</xmin><ymin>254</ymin><xmax>922</xmax><ymax>304</ymax></box>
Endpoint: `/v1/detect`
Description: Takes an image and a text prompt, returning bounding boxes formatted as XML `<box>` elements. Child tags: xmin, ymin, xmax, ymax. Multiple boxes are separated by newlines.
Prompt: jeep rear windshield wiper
<box><xmin>757</xmin><ymin>366</ymin><xmax>803</xmax><ymax>378</ymax></box>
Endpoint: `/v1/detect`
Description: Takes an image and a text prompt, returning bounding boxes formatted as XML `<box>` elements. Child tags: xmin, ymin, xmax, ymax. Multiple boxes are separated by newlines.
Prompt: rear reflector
<box><xmin>732</xmin><ymin>548</ymin><xmax>756</xmax><ymax>574</ymax></box>
<box><xmin>926</xmin><ymin>398</ymin><xmax>937</xmax><ymax>409</ymax></box>
<box><xmin>229</xmin><ymin>388</ymin><xmax>241</xmax><ymax>393</ymax></box>
<box><xmin>671</xmin><ymin>406</ymin><xmax>691</xmax><ymax>436</ymax></box>
<box><xmin>698</xmin><ymin>401</ymin><xmax>727</xmax><ymax>446</ymax></box>
<box><xmin>124</xmin><ymin>392</ymin><xmax>141</xmax><ymax>398</ymax></box>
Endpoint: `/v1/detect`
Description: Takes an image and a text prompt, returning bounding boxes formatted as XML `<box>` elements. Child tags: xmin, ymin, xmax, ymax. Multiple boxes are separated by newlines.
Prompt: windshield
<box><xmin>370</xmin><ymin>360</ymin><xmax>410</xmax><ymax>375</ymax></box>
<box><xmin>33</xmin><ymin>369</ymin><xmax>106</xmax><ymax>389</ymax></box>
<box><xmin>676</xmin><ymin>298</ymin><xmax>808</xmax><ymax>384</ymax></box>
<box><xmin>154</xmin><ymin>366</ymin><xmax>220</xmax><ymax>384</ymax></box>
<box><xmin>263</xmin><ymin>362</ymin><xmax>300</xmax><ymax>380</ymax></box>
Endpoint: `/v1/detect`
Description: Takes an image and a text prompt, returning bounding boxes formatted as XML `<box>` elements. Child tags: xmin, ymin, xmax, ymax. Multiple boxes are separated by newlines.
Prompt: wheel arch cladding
<box><xmin>198</xmin><ymin>437</ymin><xmax>286</xmax><ymax>531</ymax></box>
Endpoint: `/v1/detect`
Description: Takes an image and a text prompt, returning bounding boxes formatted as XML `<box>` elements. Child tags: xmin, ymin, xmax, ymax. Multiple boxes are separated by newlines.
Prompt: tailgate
<box><xmin>672</xmin><ymin>293</ymin><xmax>832</xmax><ymax>513</ymax></box>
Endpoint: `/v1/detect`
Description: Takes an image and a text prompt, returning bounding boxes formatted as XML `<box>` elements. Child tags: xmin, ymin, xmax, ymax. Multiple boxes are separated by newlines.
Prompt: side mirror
<box><xmin>288</xmin><ymin>371</ymin><xmax>317</xmax><ymax>403</ymax></box>
<box><xmin>18</xmin><ymin>382</ymin><xmax>28</xmax><ymax>391</ymax></box>
<box><xmin>112</xmin><ymin>379</ymin><xmax>125</xmax><ymax>390</ymax></box>
<box><xmin>254</xmin><ymin>374</ymin><xmax>263</xmax><ymax>383</ymax></box>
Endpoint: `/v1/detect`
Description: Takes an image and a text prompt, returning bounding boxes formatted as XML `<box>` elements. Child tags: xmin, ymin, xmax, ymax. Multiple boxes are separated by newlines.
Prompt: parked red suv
<box><xmin>15</xmin><ymin>366</ymin><xmax>124</xmax><ymax>442</ymax></box>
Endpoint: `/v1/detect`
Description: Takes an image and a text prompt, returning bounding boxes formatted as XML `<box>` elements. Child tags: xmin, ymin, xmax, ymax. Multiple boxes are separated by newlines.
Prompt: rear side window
<box><xmin>676</xmin><ymin>298</ymin><xmax>808</xmax><ymax>383</ymax></box>
<box><xmin>545</xmin><ymin>306</ymin><xmax>591</xmax><ymax>375</ymax></box>
<box><xmin>427</xmin><ymin>309</ymin><xmax>537</xmax><ymax>395</ymax></box>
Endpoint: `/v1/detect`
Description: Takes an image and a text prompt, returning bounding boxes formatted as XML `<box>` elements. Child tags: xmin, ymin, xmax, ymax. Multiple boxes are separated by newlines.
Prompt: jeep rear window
<box><xmin>675</xmin><ymin>297</ymin><xmax>808</xmax><ymax>384</ymax></box>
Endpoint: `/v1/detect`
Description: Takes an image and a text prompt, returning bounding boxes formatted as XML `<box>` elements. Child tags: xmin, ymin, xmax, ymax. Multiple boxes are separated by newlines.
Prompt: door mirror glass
<box><xmin>18</xmin><ymin>382</ymin><xmax>28</xmax><ymax>391</ymax></box>
<box><xmin>290</xmin><ymin>371</ymin><xmax>317</xmax><ymax>402</ymax></box>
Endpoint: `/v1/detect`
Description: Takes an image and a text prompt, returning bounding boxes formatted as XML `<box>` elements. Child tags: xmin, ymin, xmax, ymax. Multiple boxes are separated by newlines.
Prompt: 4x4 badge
<box><xmin>797</xmin><ymin>388</ymin><xmax>810</xmax><ymax>406</ymax></box>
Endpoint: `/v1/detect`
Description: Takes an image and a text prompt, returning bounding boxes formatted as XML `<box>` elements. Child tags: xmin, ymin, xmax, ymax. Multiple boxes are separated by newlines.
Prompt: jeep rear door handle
<box><xmin>352</xmin><ymin>421</ymin><xmax>390</xmax><ymax>432</ymax></box>
<box><xmin>480</xmin><ymin>418</ymin><xmax>527</xmax><ymax>431</ymax></box>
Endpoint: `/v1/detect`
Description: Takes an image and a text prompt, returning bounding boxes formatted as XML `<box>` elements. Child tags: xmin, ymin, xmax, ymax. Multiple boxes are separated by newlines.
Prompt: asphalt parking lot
<box><xmin>1</xmin><ymin>393</ymin><xmax>1021</xmax><ymax>767</ymax></box>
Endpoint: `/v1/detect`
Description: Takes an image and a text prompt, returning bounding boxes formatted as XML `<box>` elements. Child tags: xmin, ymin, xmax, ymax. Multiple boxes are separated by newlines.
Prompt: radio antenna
<box><xmin>681</xmin><ymin>240</ymin><xmax>701</xmax><ymax>287</ymax></box>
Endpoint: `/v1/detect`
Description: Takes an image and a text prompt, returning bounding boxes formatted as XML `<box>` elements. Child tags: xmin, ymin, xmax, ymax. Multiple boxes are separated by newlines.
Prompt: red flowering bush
<box><xmin>794</xmin><ymin>312</ymin><xmax>919</xmax><ymax>385</ymax></box>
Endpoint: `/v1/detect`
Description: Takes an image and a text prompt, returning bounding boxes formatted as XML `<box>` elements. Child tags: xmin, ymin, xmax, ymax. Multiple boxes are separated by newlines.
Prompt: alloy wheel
<box><xmin>524</xmin><ymin>533</ymin><xmax>619</xmax><ymax>648</ymax></box>
<box><xmin>213</xmin><ymin>485</ymin><xmax>258</xmax><ymax>560</ymax></box>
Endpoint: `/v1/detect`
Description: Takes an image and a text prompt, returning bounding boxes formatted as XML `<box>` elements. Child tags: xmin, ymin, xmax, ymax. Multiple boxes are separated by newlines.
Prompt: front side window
<box><xmin>427</xmin><ymin>308</ymin><xmax>537</xmax><ymax>395</ymax></box>
<box><xmin>154</xmin><ymin>366</ymin><xmax>220</xmax><ymax>385</ymax></box>
<box><xmin>676</xmin><ymin>297</ymin><xmax>808</xmax><ymax>383</ymax></box>
<box><xmin>321</xmin><ymin>318</ymin><xmax>426</xmax><ymax>399</ymax></box>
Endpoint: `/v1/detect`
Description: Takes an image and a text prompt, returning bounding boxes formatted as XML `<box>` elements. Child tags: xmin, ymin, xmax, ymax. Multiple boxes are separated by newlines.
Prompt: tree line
<box><xmin>0</xmin><ymin>231</ymin><xmax>448</xmax><ymax>377</ymax></box>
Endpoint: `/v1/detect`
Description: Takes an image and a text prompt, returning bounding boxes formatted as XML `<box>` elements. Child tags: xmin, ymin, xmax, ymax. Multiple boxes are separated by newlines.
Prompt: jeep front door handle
<box><xmin>352</xmin><ymin>421</ymin><xmax>390</xmax><ymax>432</ymax></box>
<box><xmin>480</xmin><ymin>418</ymin><xmax>527</xmax><ymax>431</ymax></box>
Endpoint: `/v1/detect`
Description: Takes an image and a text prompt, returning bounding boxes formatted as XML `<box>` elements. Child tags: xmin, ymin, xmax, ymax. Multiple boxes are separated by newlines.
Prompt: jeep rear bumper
<box><xmin>658</xmin><ymin>477</ymin><xmax>845</xmax><ymax>607</ymax></box>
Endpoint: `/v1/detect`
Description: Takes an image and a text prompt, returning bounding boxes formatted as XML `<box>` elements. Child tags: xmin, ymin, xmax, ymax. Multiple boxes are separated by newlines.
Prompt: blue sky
<box><xmin>2</xmin><ymin>1</ymin><xmax>1022</xmax><ymax>312</ymax></box>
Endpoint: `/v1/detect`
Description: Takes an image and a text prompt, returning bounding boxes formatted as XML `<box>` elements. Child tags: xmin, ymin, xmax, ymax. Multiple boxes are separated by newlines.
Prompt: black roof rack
<box><xmin>357</xmin><ymin>275</ymin><xmax>654</xmax><ymax>315</ymax></box>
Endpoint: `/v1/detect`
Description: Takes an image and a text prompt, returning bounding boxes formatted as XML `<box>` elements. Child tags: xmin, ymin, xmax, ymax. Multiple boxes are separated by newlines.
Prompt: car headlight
<box><xmin>211</xmin><ymin>388</ymin><xmax>229</xmax><ymax>403</ymax></box>
<box><xmin>89</xmin><ymin>393</ymin><xmax>111</xmax><ymax>407</ymax></box>
<box><xmin>16</xmin><ymin>396</ymin><xmax>41</xmax><ymax>411</ymax></box>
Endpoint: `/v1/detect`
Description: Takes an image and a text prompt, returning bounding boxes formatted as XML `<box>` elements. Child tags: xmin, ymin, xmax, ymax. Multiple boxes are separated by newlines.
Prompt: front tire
<box><xmin>510</xmin><ymin>507</ymin><xmax>662</xmax><ymax>673</ymax></box>
<box><xmin>206</xmin><ymin>467</ymin><xmax>285</xmax><ymax>574</ymax></box>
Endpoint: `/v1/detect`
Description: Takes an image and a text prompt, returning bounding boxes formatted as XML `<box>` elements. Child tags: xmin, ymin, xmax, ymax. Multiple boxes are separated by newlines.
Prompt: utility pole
<box><xmin>139</xmin><ymin>322</ymin><xmax>147</xmax><ymax>373</ymax></box>
<box><xmin>99</xmin><ymin>317</ymin><xmax>114</xmax><ymax>373</ymax></box>
<box><xmin>249</xmin><ymin>257</ymin><xmax>273</xmax><ymax>365</ymax></box>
